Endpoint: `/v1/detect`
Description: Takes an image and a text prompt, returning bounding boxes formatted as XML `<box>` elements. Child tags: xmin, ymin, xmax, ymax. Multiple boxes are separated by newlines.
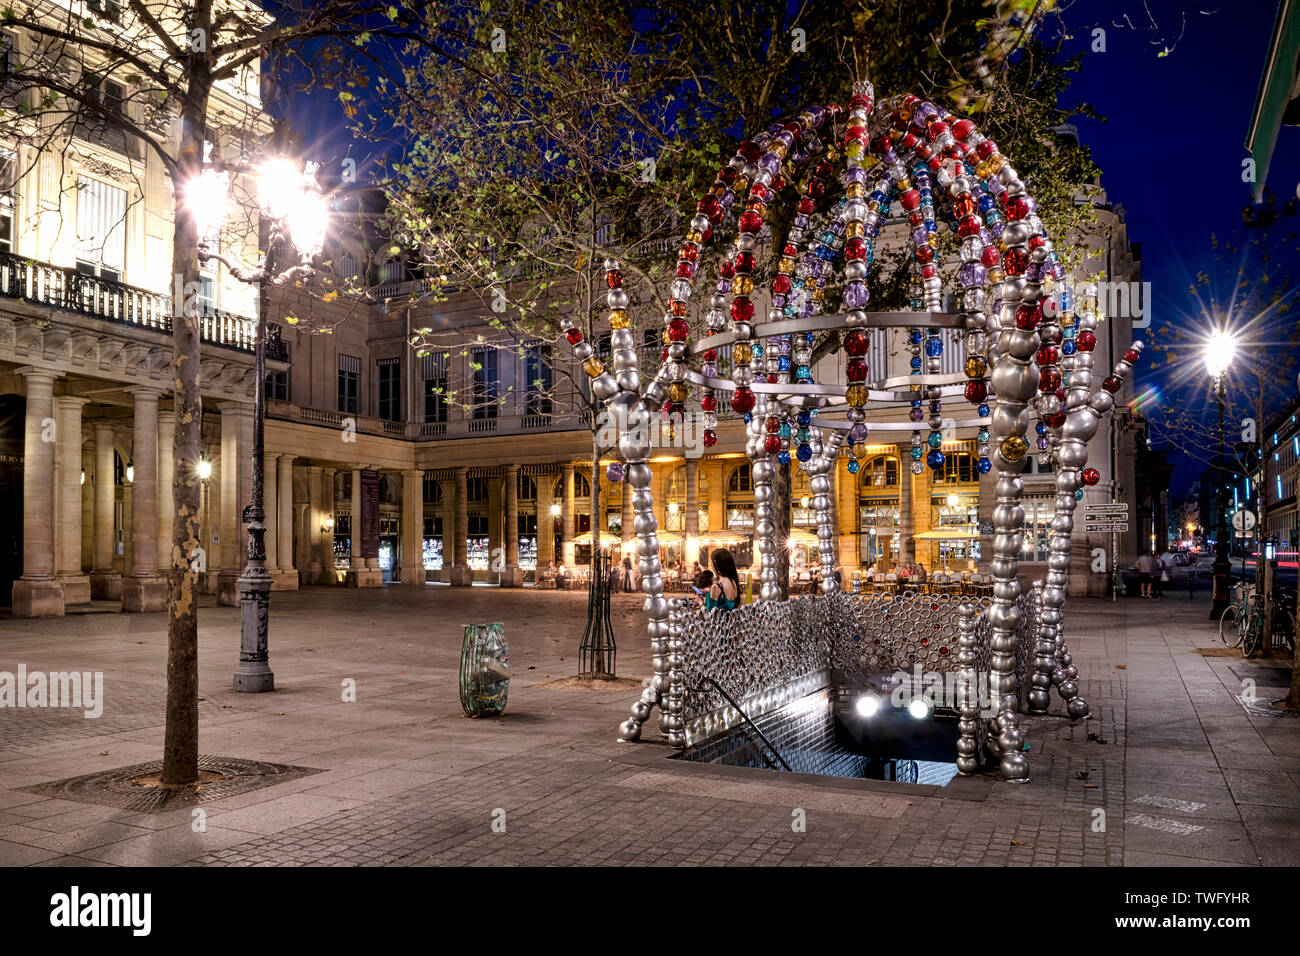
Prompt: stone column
<box><xmin>305</xmin><ymin>465</ymin><xmax>323</xmax><ymax>584</ymax></box>
<box><xmin>502</xmin><ymin>464</ymin><xmax>522</xmax><ymax>586</ymax></box>
<box><xmin>90</xmin><ymin>420</ymin><xmax>121</xmax><ymax>600</ymax></box>
<box><xmin>561</xmin><ymin>463</ymin><xmax>575</xmax><ymax>567</ymax></box>
<box><xmin>217</xmin><ymin>401</ymin><xmax>252</xmax><ymax>606</ymax></box>
<box><xmin>322</xmin><ymin>467</ymin><xmax>337</xmax><ymax>582</ymax></box>
<box><xmin>448</xmin><ymin>466</ymin><xmax>472</xmax><ymax>585</ymax></box>
<box><xmin>156</xmin><ymin>410</ymin><xmax>175</xmax><ymax>574</ymax></box>
<box><xmin>276</xmin><ymin>454</ymin><xmax>296</xmax><ymax>589</ymax></box>
<box><xmin>12</xmin><ymin>368</ymin><xmax>64</xmax><ymax>616</ymax></box>
<box><xmin>621</xmin><ymin>477</ymin><xmax>634</xmax><ymax>558</ymax></box>
<box><xmin>122</xmin><ymin>387</ymin><xmax>167</xmax><ymax>611</ymax></box>
<box><xmin>537</xmin><ymin>471</ymin><xmax>555</xmax><ymax>567</ymax></box>
<box><xmin>350</xmin><ymin>466</ymin><xmax>362</xmax><ymax>570</ymax></box>
<box><xmin>54</xmin><ymin>396</ymin><xmax>90</xmax><ymax>604</ymax></box>
<box><xmin>263</xmin><ymin>451</ymin><xmax>279</xmax><ymax>572</ymax></box>
<box><xmin>899</xmin><ymin>458</ymin><xmax>915</xmax><ymax>564</ymax></box>
<box><xmin>684</xmin><ymin>458</ymin><xmax>700</xmax><ymax>568</ymax></box>
<box><xmin>401</xmin><ymin>469</ymin><xmax>424</xmax><ymax>586</ymax></box>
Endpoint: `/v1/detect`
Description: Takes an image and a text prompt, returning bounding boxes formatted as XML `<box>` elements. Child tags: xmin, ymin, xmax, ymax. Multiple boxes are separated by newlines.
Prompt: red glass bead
<box><xmin>1043</xmin><ymin>410</ymin><xmax>1066</xmax><ymax>428</ymax></box>
<box><xmin>1039</xmin><ymin>368</ymin><xmax>1062</xmax><ymax>392</ymax></box>
<box><xmin>899</xmin><ymin>189</ymin><xmax>920</xmax><ymax>211</ymax></box>
<box><xmin>1004</xmin><ymin>249</ymin><xmax>1029</xmax><ymax>275</ymax></box>
<box><xmin>700</xmin><ymin>395</ymin><xmax>717</xmax><ymax>412</ymax></box>
<box><xmin>952</xmin><ymin>118</ymin><xmax>975</xmax><ymax>140</ymax></box>
<box><xmin>980</xmin><ymin>245</ymin><xmax>1000</xmax><ymax>268</ymax></box>
<box><xmin>808</xmin><ymin>179</ymin><xmax>826</xmax><ymax>199</ymax></box>
<box><xmin>927</xmin><ymin>120</ymin><xmax>948</xmax><ymax>141</ymax></box>
<box><xmin>772</xmin><ymin>274</ymin><xmax>792</xmax><ymax>294</ymax></box>
<box><xmin>921</xmin><ymin>263</ymin><xmax>938</xmax><ymax>279</ymax></box>
<box><xmin>764</xmin><ymin>434</ymin><xmax>782</xmax><ymax>453</ymax></box>
<box><xmin>976</xmin><ymin>139</ymin><xmax>998</xmax><ymax>160</ymax></box>
<box><xmin>783</xmin><ymin>242</ymin><xmax>799</xmax><ymax>258</ymax></box>
<box><xmin>698</xmin><ymin>195</ymin><xmax>721</xmax><ymax>221</ymax></box>
<box><xmin>1103</xmin><ymin>375</ymin><xmax>1122</xmax><ymax>393</ymax></box>
<box><xmin>718</xmin><ymin>167</ymin><xmax>737</xmax><ymax>185</ymax></box>
<box><xmin>1081</xmin><ymin>467</ymin><xmax>1100</xmax><ymax>486</ymax></box>
<box><xmin>737</xmin><ymin>141</ymin><xmax>760</xmax><ymax>163</ymax></box>
<box><xmin>566</xmin><ymin>328</ymin><xmax>583</xmax><ymax>345</ymax></box>
<box><xmin>703</xmin><ymin>349</ymin><xmax>717</xmax><ymax>362</ymax></box>
<box><xmin>749</xmin><ymin>182</ymin><xmax>769</xmax><ymax>202</ymax></box>
<box><xmin>965</xmin><ymin>381</ymin><xmax>988</xmax><ymax>403</ymax></box>
<box><xmin>914</xmin><ymin>244</ymin><xmax>935</xmax><ymax>264</ymax></box>
<box><xmin>1077</xmin><ymin>330</ymin><xmax>1097</xmax><ymax>351</ymax></box>
<box><xmin>901</xmin><ymin>132</ymin><xmax>919</xmax><ymax>151</ymax></box>
<box><xmin>730</xmin><ymin>297</ymin><xmax>754</xmax><ymax>323</ymax></box>
<box><xmin>734</xmin><ymin>251</ymin><xmax>754</xmax><ymax>273</ymax></box>
<box><xmin>719</xmin><ymin>261</ymin><xmax>736</xmax><ymax>279</ymax></box>
<box><xmin>846</xmin><ymin>359</ymin><xmax>867</xmax><ymax>382</ymax></box>
<box><xmin>845</xmin><ymin>238</ymin><xmax>866</xmax><ymax>261</ymax></box>
<box><xmin>1036</xmin><ymin>346</ymin><xmax>1059</xmax><ymax>366</ymax></box>
<box><xmin>798</xmin><ymin>197</ymin><xmax>816</xmax><ymax>214</ymax></box>
<box><xmin>606</xmin><ymin>270</ymin><xmax>622</xmax><ymax>288</ymax></box>
<box><xmin>675</xmin><ymin>261</ymin><xmax>694</xmax><ymax>279</ymax></box>
<box><xmin>738</xmin><ymin>210</ymin><xmax>763</xmax><ymax>233</ymax></box>
<box><xmin>1016</xmin><ymin>303</ymin><xmax>1041</xmax><ymax>330</ymax></box>
<box><xmin>844</xmin><ymin>331</ymin><xmax>869</xmax><ymax>356</ymax></box>
<box><xmin>957</xmin><ymin>215</ymin><xmax>981</xmax><ymax>237</ymax></box>
<box><xmin>1123</xmin><ymin>348</ymin><xmax>1140</xmax><ymax>364</ymax></box>
<box><xmin>1006</xmin><ymin>195</ymin><xmax>1030</xmax><ymax>220</ymax></box>
<box><xmin>668</xmin><ymin>318</ymin><xmax>689</xmax><ymax>341</ymax></box>
<box><xmin>770</xmin><ymin>175</ymin><xmax>786</xmax><ymax>192</ymax></box>
<box><xmin>952</xmin><ymin>195</ymin><xmax>976</xmax><ymax>218</ymax></box>
<box><xmin>703</xmin><ymin>430</ymin><xmax>717</xmax><ymax>448</ymax></box>
<box><xmin>730</xmin><ymin>387</ymin><xmax>755</xmax><ymax>414</ymax></box>
<box><xmin>914</xmin><ymin>143</ymin><xmax>933</xmax><ymax>161</ymax></box>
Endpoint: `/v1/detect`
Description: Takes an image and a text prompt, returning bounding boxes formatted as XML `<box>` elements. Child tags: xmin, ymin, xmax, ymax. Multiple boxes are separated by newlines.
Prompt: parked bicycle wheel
<box><xmin>1219</xmin><ymin>605</ymin><xmax>1243</xmax><ymax>648</ymax></box>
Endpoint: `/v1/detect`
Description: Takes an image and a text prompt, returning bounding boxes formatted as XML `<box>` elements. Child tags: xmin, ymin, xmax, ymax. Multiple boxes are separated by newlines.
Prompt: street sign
<box><xmin>1085</xmin><ymin>522</ymin><xmax>1129</xmax><ymax>533</ymax></box>
<box><xmin>1231</xmin><ymin>510</ymin><xmax>1257</xmax><ymax>532</ymax></box>
<box><xmin>1085</xmin><ymin>503</ymin><xmax>1129</xmax><ymax>517</ymax></box>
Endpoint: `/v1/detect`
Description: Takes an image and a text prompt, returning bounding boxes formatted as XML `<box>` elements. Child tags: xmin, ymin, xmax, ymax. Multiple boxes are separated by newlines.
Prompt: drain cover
<box><xmin>21</xmin><ymin>756</ymin><xmax>323</xmax><ymax>813</ymax></box>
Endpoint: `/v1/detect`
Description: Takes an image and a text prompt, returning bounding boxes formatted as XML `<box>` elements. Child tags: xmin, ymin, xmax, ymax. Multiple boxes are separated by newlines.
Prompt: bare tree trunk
<box><xmin>773</xmin><ymin>457</ymin><xmax>791</xmax><ymax>599</ymax></box>
<box><xmin>162</xmin><ymin>93</ymin><xmax>210</xmax><ymax>786</ymax></box>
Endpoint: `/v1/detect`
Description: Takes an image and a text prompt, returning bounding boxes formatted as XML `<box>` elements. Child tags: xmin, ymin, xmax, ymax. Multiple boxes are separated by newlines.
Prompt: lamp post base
<box><xmin>1210</xmin><ymin>555</ymin><xmax>1231</xmax><ymax>620</ymax></box>
<box><xmin>233</xmin><ymin>566</ymin><xmax>274</xmax><ymax>693</ymax></box>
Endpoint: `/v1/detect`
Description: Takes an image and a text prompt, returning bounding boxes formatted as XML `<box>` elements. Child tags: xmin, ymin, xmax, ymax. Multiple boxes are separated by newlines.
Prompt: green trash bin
<box><xmin>460</xmin><ymin>622</ymin><xmax>509</xmax><ymax>717</ymax></box>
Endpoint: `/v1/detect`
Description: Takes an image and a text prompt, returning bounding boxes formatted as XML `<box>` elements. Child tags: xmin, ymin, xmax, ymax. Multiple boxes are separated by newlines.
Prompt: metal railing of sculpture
<box><xmin>559</xmin><ymin>78</ymin><xmax>1140</xmax><ymax>781</ymax></box>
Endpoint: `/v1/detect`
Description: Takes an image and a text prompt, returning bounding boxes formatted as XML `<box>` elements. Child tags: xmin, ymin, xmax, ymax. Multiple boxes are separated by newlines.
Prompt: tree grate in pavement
<box><xmin>19</xmin><ymin>756</ymin><xmax>323</xmax><ymax>813</ymax></box>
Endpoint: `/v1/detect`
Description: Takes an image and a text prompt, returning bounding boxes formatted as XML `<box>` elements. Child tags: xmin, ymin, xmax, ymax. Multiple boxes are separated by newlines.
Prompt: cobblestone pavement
<box><xmin>0</xmin><ymin>584</ymin><xmax>1296</xmax><ymax>866</ymax></box>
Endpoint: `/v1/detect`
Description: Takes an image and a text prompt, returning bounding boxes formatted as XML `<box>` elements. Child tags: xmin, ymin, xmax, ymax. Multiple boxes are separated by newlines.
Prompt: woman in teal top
<box><xmin>703</xmin><ymin>549</ymin><xmax>741</xmax><ymax>611</ymax></box>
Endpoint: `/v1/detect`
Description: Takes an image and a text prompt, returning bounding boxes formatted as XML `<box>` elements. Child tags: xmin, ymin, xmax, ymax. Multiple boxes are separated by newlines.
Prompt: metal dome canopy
<box><xmin>559</xmin><ymin>80</ymin><xmax>1140</xmax><ymax>781</ymax></box>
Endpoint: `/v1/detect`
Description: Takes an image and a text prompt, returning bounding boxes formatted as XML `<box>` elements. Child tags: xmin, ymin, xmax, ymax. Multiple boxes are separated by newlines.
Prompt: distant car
<box><xmin>1174</xmin><ymin>552</ymin><xmax>1191</xmax><ymax>566</ymax></box>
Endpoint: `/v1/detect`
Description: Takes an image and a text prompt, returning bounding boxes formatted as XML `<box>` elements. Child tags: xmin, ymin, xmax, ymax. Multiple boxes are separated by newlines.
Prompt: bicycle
<box><xmin>1219</xmin><ymin>583</ymin><xmax>1297</xmax><ymax>655</ymax></box>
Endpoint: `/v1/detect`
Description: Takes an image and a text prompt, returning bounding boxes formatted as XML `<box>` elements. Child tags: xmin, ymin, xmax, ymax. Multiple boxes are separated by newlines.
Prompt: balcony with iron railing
<box><xmin>0</xmin><ymin>252</ymin><xmax>288</xmax><ymax>361</ymax></box>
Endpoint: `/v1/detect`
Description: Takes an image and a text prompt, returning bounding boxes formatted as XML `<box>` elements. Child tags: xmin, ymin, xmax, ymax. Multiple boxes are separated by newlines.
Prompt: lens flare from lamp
<box><xmin>908</xmin><ymin>697</ymin><xmax>932</xmax><ymax>720</ymax></box>
<box><xmin>1204</xmin><ymin>331</ymin><xmax>1237</xmax><ymax>378</ymax></box>
<box><xmin>855</xmin><ymin>693</ymin><xmax>880</xmax><ymax>718</ymax></box>
<box><xmin>198</xmin><ymin>458</ymin><xmax>212</xmax><ymax>481</ymax></box>
<box><xmin>287</xmin><ymin>193</ymin><xmax>329</xmax><ymax>258</ymax></box>
<box><xmin>185</xmin><ymin>169</ymin><xmax>230</xmax><ymax>242</ymax></box>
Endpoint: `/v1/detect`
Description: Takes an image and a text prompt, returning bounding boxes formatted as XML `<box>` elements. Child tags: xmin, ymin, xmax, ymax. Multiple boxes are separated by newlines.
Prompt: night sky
<box><xmin>277</xmin><ymin>1</ymin><xmax>1300</xmax><ymax>503</ymax></box>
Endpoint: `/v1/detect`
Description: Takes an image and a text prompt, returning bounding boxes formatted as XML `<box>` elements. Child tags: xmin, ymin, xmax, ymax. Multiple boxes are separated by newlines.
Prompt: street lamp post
<box><xmin>1205</xmin><ymin>331</ymin><xmax>1236</xmax><ymax>619</ymax></box>
<box><xmin>186</xmin><ymin>159</ymin><xmax>328</xmax><ymax>692</ymax></box>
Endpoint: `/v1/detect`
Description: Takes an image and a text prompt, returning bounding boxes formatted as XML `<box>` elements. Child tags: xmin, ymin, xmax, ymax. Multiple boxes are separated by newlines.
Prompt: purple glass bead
<box><xmin>779</xmin><ymin>337</ymin><xmax>792</xmax><ymax>355</ymax></box>
<box><xmin>987</xmin><ymin>219</ymin><xmax>1005</xmax><ymax>239</ymax></box>
<box><xmin>810</xmin><ymin>259</ymin><xmax>825</xmax><ymax>277</ymax></box>
<box><xmin>606</xmin><ymin>462</ymin><xmax>625</xmax><ymax>483</ymax></box>
<box><xmin>912</xmin><ymin>226</ymin><xmax>928</xmax><ymax>245</ymax></box>
<box><xmin>960</xmin><ymin>263</ymin><xmax>986</xmax><ymax>288</ymax></box>
<box><xmin>716</xmin><ymin>280</ymin><xmax>731</xmax><ymax>294</ymax></box>
<box><xmin>978</xmin><ymin>228</ymin><xmax>993</xmax><ymax>245</ymax></box>
<box><xmin>912</xmin><ymin>103</ymin><xmax>938</xmax><ymax>126</ymax></box>
<box><xmin>843</xmin><ymin>280</ymin><xmax>869</xmax><ymax>309</ymax></box>
<box><xmin>882</xmin><ymin>149</ymin><xmax>899</xmax><ymax>166</ymax></box>
<box><xmin>720</xmin><ymin>191</ymin><xmax>735</xmax><ymax>208</ymax></box>
<box><xmin>772</xmin><ymin>294</ymin><xmax>785</xmax><ymax>308</ymax></box>
<box><xmin>1036</xmin><ymin>436</ymin><xmax>1049</xmax><ymax>451</ymax></box>
<box><xmin>909</xmin><ymin>407</ymin><xmax>925</xmax><ymax>422</ymax></box>
<box><xmin>808</xmin><ymin>105</ymin><xmax>826</xmax><ymax>126</ymax></box>
<box><xmin>793</xmin><ymin>214</ymin><xmax>808</xmax><ymax>230</ymax></box>
<box><xmin>929</xmin><ymin>400</ymin><xmax>943</xmax><ymax>413</ymax></box>
<box><xmin>986</xmin><ymin>176</ymin><xmax>1005</xmax><ymax>195</ymax></box>
<box><xmin>759</xmin><ymin>152</ymin><xmax>782</xmax><ymax>175</ymax></box>
<box><xmin>701</xmin><ymin>363</ymin><xmax>717</xmax><ymax>378</ymax></box>
<box><xmin>1051</xmin><ymin>261</ymin><xmax>1066</xmax><ymax>280</ymax></box>
<box><xmin>845</xmin><ymin>165</ymin><xmax>867</xmax><ymax>184</ymax></box>
<box><xmin>850</xmin><ymin>423</ymin><xmax>868</xmax><ymax>442</ymax></box>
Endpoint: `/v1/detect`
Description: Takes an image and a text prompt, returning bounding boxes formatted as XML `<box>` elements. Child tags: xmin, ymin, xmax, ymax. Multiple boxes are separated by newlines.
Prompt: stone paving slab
<box><xmin>0</xmin><ymin>585</ymin><xmax>1296</xmax><ymax>866</ymax></box>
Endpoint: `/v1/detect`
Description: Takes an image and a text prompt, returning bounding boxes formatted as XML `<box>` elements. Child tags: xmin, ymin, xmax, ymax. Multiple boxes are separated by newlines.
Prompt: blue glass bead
<box><xmin>978</xmin><ymin>194</ymin><xmax>995</xmax><ymax>213</ymax></box>
<box><xmin>925</xmin><ymin>338</ymin><xmax>944</xmax><ymax>357</ymax></box>
<box><xmin>796</xmin><ymin>444</ymin><xmax>813</xmax><ymax>463</ymax></box>
<box><xmin>927</xmin><ymin>431</ymin><xmax>943</xmax><ymax>448</ymax></box>
<box><xmin>1075</xmin><ymin>487</ymin><xmax>1084</xmax><ymax>500</ymax></box>
<box><xmin>778</xmin><ymin>451</ymin><xmax>791</xmax><ymax>465</ymax></box>
<box><xmin>977</xmin><ymin>457</ymin><xmax>992</xmax><ymax>474</ymax></box>
<box><xmin>1036</xmin><ymin>422</ymin><xmax>1048</xmax><ymax>436</ymax></box>
<box><xmin>909</xmin><ymin>329</ymin><xmax>924</xmax><ymax>345</ymax></box>
<box><xmin>779</xmin><ymin>423</ymin><xmax>791</xmax><ymax>438</ymax></box>
<box><xmin>977</xmin><ymin>404</ymin><xmax>990</xmax><ymax>417</ymax></box>
<box><xmin>1062</xmin><ymin>340</ymin><xmax>1077</xmax><ymax>356</ymax></box>
<box><xmin>778</xmin><ymin>355</ymin><xmax>791</xmax><ymax>372</ymax></box>
<box><xmin>743</xmin><ymin>414</ymin><xmax>753</xmax><ymax>424</ymax></box>
<box><xmin>910</xmin><ymin>356</ymin><xmax>923</xmax><ymax>371</ymax></box>
<box><xmin>752</xmin><ymin>344</ymin><xmax>764</xmax><ymax>357</ymax></box>
<box><xmin>926</xmin><ymin>449</ymin><xmax>945</xmax><ymax>469</ymax></box>
<box><xmin>977</xmin><ymin>428</ymin><xmax>990</xmax><ymax>443</ymax></box>
<box><xmin>847</xmin><ymin>459</ymin><xmax>860</xmax><ymax>474</ymax></box>
<box><xmin>797</xmin><ymin>411</ymin><xmax>811</xmax><ymax>426</ymax></box>
<box><xmin>796</xmin><ymin>365</ymin><xmax>811</xmax><ymax>380</ymax></box>
<box><xmin>910</xmin><ymin>446</ymin><xmax>924</xmax><ymax>460</ymax></box>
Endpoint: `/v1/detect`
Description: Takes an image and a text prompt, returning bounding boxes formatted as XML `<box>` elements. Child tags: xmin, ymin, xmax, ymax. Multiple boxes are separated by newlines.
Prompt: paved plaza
<box><xmin>0</xmin><ymin>582</ymin><xmax>1297</xmax><ymax>867</ymax></box>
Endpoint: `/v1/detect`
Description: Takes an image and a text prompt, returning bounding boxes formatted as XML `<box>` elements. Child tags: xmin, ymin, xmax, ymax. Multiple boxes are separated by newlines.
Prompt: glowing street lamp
<box><xmin>185</xmin><ymin>154</ymin><xmax>330</xmax><ymax>693</ymax></box>
<box><xmin>1203</xmin><ymin>330</ymin><xmax>1238</xmax><ymax>380</ymax></box>
<box><xmin>1204</xmin><ymin>329</ymin><xmax>1237</xmax><ymax>618</ymax></box>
